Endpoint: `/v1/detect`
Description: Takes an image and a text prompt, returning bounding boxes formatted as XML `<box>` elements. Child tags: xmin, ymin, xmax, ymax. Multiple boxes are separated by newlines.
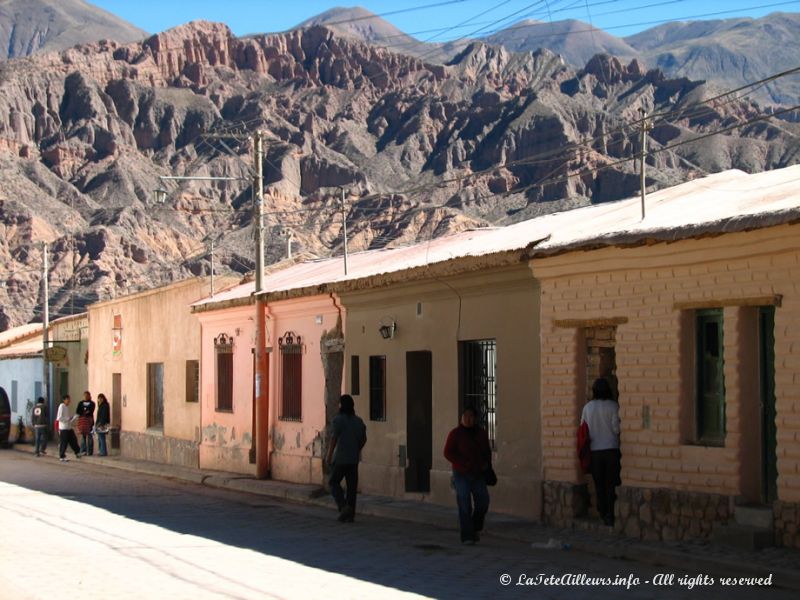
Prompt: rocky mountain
<box><xmin>485</xmin><ymin>18</ymin><xmax>637</xmax><ymax>68</ymax></box>
<box><xmin>624</xmin><ymin>12</ymin><xmax>800</xmax><ymax>106</ymax></box>
<box><xmin>0</xmin><ymin>21</ymin><xmax>797</xmax><ymax>331</ymax></box>
<box><xmin>294</xmin><ymin>8</ymin><xmax>800</xmax><ymax>106</ymax></box>
<box><xmin>0</xmin><ymin>0</ymin><xmax>146</xmax><ymax>59</ymax></box>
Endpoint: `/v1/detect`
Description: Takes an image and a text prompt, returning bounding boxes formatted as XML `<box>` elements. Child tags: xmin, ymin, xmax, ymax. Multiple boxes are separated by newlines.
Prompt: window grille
<box><xmin>460</xmin><ymin>339</ymin><xmax>497</xmax><ymax>447</ymax></box>
<box><xmin>279</xmin><ymin>331</ymin><xmax>303</xmax><ymax>421</ymax></box>
<box><xmin>215</xmin><ymin>333</ymin><xmax>233</xmax><ymax>412</ymax></box>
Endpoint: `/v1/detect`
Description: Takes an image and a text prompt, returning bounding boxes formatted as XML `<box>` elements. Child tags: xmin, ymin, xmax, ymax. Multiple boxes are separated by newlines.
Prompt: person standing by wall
<box><xmin>32</xmin><ymin>397</ymin><xmax>49</xmax><ymax>456</ymax></box>
<box><xmin>56</xmin><ymin>395</ymin><xmax>81</xmax><ymax>462</ymax></box>
<box><xmin>580</xmin><ymin>377</ymin><xmax>621</xmax><ymax>527</ymax></box>
<box><xmin>325</xmin><ymin>394</ymin><xmax>367</xmax><ymax>523</ymax></box>
<box><xmin>95</xmin><ymin>393</ymin><xmax>110</xmax><ymax>457</ymax></box>
<box><xmin>75</xmin><ymin>391</ymin><xmax>95</xmax><ymax>456</ymax></box>
<box><xmin>444</xmin><ymin>406</ymin><xmax>492</xmax><ymax>545</ymax></box>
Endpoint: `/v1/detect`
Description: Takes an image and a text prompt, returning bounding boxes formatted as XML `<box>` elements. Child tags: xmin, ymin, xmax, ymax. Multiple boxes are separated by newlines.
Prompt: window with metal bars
<box><xmin>460</xmin><ymin>339</ymin><xmax>497</xmax><ymax>448</ymax></box>
<box><xmin>279</xmin><ymin>331</ymin><xmax>303</xmax><ymax>421</ymax></box>
<box><xmin>369</xmin><ymin>355</ymin><xmax>386</xmax><ymax>421</ymax></box>
<box><xmin>215</xmin><ymin>333</ymin><xmax>233</xmax><ymax>412</ymax></box>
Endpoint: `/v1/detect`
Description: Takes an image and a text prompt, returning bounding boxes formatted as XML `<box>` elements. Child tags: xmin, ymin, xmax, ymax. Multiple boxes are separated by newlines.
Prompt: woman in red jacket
<box><xmin>444</xmin><ymin>406</ymin><xmax>491</xmax><ymax>545</ymax></box>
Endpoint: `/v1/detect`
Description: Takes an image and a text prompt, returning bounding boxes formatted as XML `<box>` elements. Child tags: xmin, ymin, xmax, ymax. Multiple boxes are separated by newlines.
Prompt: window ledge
<box><xmin>681</xmin><ymin>440</ymin><xmax>725</xmax><ymax>449</ymax></box>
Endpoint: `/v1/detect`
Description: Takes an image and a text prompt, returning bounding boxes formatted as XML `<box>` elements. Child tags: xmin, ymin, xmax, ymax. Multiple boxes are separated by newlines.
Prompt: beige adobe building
<box><xmin>338</xmin><ymin>262</ymin><xmax>541</xmax><ymax>518</ymax></box>
<box><xmin>528</xmin><ymin>167</ymin><xmax>800</xmax><ymax>547</ymax></box>
<box><xmin>88</xmin><ymin>277</ymin><xmax>234</xmax><ymax>467</ymax></box>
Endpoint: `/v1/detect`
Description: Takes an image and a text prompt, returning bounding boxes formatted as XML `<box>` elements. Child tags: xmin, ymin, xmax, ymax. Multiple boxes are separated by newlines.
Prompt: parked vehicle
<box><xmin>0</xmin><ymin>387</ymin><xmax>10</xmax><ymax>447</ymax></box>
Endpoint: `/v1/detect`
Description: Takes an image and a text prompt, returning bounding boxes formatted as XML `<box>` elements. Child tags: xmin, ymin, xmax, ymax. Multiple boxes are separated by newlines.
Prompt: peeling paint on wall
<box><xmin>295</xmin><ymin>431</ymin><xmax>301</xmax><ymax>449</ymax></box>
<box><xmin>273</xmin><ymin>430</ymin><xmax>285</xmax><ymax>450</ymax></box>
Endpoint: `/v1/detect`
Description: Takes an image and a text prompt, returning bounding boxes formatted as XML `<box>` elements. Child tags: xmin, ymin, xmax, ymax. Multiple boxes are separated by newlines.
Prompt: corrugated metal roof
<box><xmin>193</xmin><ymin>166</ymin><xmax>800</xmax><ymax>309</ymax></box>
<box><xmin>0</xmin><ymin>335</ymin><xmax>42</xmax><ymax>359</ymax></box>
<box><xmin>0</xmin><ymin>324</ymin><xmax>42</xmax><ymax>348</ymax></box>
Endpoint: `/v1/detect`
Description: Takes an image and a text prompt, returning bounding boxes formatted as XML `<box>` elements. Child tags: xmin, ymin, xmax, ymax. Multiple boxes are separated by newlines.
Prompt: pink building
<box><xmin>193</xmin><ymin>272</ymin><xmax>344</xmax><ymax>482</ymax></box>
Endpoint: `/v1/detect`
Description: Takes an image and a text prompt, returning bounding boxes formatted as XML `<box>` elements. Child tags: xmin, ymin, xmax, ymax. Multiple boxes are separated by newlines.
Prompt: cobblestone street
<box><xmin>0</xmin><ymin>453</ymin><xmax>792</xmax><ymax>599</ymax></box>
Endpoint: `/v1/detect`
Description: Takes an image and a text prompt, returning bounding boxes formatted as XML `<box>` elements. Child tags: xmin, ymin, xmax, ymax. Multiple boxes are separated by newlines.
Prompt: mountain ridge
<box><xmin>0</xmin><ymin>0</ymin><xmax>147</xmax><ymax>59</ymax></box>
<box><xmin>0</xmin><ymin>20</ymin><xmax>797</xmax><ymax>331</ymax></box>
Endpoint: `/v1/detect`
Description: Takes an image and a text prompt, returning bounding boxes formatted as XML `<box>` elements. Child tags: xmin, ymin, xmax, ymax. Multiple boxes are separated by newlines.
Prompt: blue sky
<box><xmin>90</xmin><ymin>0</ymin><xmax>800</xmax><ymax>39</ymax></box>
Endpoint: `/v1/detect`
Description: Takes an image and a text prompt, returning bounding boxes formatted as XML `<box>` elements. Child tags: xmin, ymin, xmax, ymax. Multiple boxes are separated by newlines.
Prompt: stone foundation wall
<box><xmin>546</xmin><ymin>482</ymin><xmax>800</xmax><ymax>549</ymax></box>
<box><xmin>544</xmin><ymin>481</ymin><xmax>733</xmax><ymax>541</ymax></box>
<box><xmin>615</xmin><ymin>486</ymin><xmax>731</xmax><ymax>541</ymax></box>
<box><xmin>774</xmin><ymin>501</ymin><xmax>800</xmax><ymax>548</ymax></box>
<box><xmin>542</xmin><ymin>480</ymin><xmax>590</xmax><ymax>527</ymax></box>
<box><xmin>121</xmin><ymin>431</ymin><xmax>199</xmax><ymax>469</ymax></box>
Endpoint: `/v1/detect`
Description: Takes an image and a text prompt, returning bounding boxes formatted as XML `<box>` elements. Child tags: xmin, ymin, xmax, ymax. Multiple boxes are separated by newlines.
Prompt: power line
<box><xmin>295</xmin><ymin>0</ymin><xmax>473</xmax><ymax>29</ymax></box>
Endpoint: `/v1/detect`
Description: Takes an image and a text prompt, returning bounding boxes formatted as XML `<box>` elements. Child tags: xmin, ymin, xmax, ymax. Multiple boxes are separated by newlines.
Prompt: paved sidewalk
<box><xmin>10</xmin><ymin>442</ymin><xmax>800</xmax><ymax>590</ymax></box>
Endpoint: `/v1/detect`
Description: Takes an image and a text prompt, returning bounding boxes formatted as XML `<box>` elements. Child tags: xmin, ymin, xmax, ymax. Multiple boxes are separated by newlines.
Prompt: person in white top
<box><xmin>56</xmin><ymin>395</ymin><xmax>81</xmax><ymax>462</ymax></box>
<box><xmin>580</xmin><ymin>378</ymin><xmax>621</xmax><ymax>526</ymax></box>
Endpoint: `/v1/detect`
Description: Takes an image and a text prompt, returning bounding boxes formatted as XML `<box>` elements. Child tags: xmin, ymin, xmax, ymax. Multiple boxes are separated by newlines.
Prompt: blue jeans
<box><xmin>453</xmin><ymin>471</ymin><xmax>490</xmax><ymax>542</ymax></box>
<box><xmin>97</xmin><ymin>431</ymin><xmax>108</xmax><ymax>456</ymax></box>
<box><xmin>80</xmin><ymin>433</ymin><xmax>94</xmax><ymax>455</ymax></box>
<box><xmin>97</xmin><ymin>432</ymin><xmax>108</xmax><ymax>456</ymax></box>
<box><xmin>34</xmin><ymin>427</ymin><xmax>48</xmax><ymax>454</ymax></box>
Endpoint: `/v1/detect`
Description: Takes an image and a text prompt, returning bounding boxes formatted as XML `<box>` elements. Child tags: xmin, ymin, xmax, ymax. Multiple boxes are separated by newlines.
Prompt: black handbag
<box><xmin>485</xmin><ymin>466</ymin><xmax>498</xmax><ymax>486</ymax></box>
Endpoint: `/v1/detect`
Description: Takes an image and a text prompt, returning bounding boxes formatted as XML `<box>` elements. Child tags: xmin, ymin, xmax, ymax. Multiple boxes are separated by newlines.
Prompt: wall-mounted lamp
<box><xmin>378</xmin><ymin>318</ymin><xmax>397</xmax><ymax>340</ymax></box>
<box><xmin>153</xmin><ymin>187</ymin><xmax>168</xmax><ymax>204</ymax></box>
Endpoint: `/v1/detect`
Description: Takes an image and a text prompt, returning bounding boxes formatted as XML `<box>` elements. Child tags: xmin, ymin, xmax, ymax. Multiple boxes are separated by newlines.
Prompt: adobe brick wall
<box><xmin>532</xmin><ymin>223</ymin><xmax>800</xmax><ymax>545</ymax></box>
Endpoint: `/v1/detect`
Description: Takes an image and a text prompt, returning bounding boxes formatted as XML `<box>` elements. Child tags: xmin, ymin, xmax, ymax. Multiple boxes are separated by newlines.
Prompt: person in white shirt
<box><xmin>580</xmin><ymin>378</ymin><xmax>621</xmax><ymax>526</ymax></box>
<box><xmin>56</xmin><ymin>395</ymin><xmax>81</xmax><ymax>462</ymax></box>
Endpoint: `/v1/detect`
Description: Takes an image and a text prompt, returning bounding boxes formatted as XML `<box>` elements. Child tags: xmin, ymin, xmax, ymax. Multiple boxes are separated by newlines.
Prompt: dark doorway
<box><xmin>111</xmin><ymin>373</ymin><xmax>122</xmax><ymax>449</ymax></box>
<box><xmin>58</xmin><ymin>370</ymin><xmax>69</xmax><ymax>401</ymax></box>
<box><xmin>759</xmin><ymin>306</ymin><xmax>778</xmax><ymax>503</ymax></box>
<box><xmin>406</xmin><ymin>351</ymin><xmax>432</xmax><ymax>493</ymax></box>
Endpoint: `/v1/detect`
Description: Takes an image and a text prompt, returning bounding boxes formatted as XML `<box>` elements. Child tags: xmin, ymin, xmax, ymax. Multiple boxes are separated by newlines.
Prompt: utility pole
<box><xmin>209</xmin><ymin>236</ymin><xmax>215</xmax><ymax>298</ymax></box>
<box><xmin>160</xmin><ymin>130</ymin><xmax>270</xmax><ymax>478</ymax></box>
<box><xmin>286</xmin><ymin>229</ymin><xmax>293</xmax><ymax>260</ymax></box>
<box><xmin>639</xmin><ymin>110</ymin><xmax>650</xmax><ymax>221</ymax></box>
<box><xmin>341</xmin><ymin>187</ymin><xmax>349</xmax><ymax>275</ymax></box>
<box><xmin>41</xmin><ymin>242</ymin><xmax>50</xmax><ymax>412</ymax></box>
<box><xmin>253</xmin><ymin>131</ymin><xmax>270</xmax><ymax>480</ymax></box>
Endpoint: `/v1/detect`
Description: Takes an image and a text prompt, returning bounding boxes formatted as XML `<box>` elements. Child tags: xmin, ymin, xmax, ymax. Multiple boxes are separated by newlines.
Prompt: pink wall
<box><xmin>268</xmin><ymin>295</ymin><xmax>344</xmax><ymax>485</ymax></box>
<box><xmin>195</xmin><ymin>295</ymin><xmax>344</xmax><ymax>483</ymax></box>
<box><xmin>197</xmin><ymin>305</ymin><xmax>256</xmax><ymax>474</ymax></box>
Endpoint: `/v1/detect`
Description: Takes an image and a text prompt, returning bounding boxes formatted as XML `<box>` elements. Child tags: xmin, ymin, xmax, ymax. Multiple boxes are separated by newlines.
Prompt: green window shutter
<box><xmin>696</xmin><ymin>309</ymin><xmax>725</xmax><ymax>444</ymax></box>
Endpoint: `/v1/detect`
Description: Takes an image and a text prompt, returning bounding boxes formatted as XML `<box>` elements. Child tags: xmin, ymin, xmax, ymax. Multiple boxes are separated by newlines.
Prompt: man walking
<box><xmin>56</xmin><ymin>395</ymin><xmax>81</xmax><ymax>462</ymax></box>
<box><xmin>32</xmin><ymin>396</ymin><xmax>49</xmax><ymax>456</ymax></box>
<box><xmin>325</xmin><ymin>394</ymin><xmax>367</xmax><ymax>523</ymax></box>
<box><xmin>444</xmin><ymin>406</ymin><xmax>492</xmax><ymax>544</ymax></box>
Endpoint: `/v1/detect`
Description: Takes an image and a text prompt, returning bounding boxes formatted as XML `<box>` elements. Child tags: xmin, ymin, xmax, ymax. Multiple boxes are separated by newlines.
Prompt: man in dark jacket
<box><xmin>32</xmin><ymin>397</ymin><xmax>49</xmax><ymax>456</ymax></box>
<box><xmin>325</xmin><ymin>394</ymin><xmax>367</xmax><ymax>523</ymax></box>
<box><xmin>444</xmin><ymin>406</ymin><xmax>491</xmax><ymax>544</ymax></box>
